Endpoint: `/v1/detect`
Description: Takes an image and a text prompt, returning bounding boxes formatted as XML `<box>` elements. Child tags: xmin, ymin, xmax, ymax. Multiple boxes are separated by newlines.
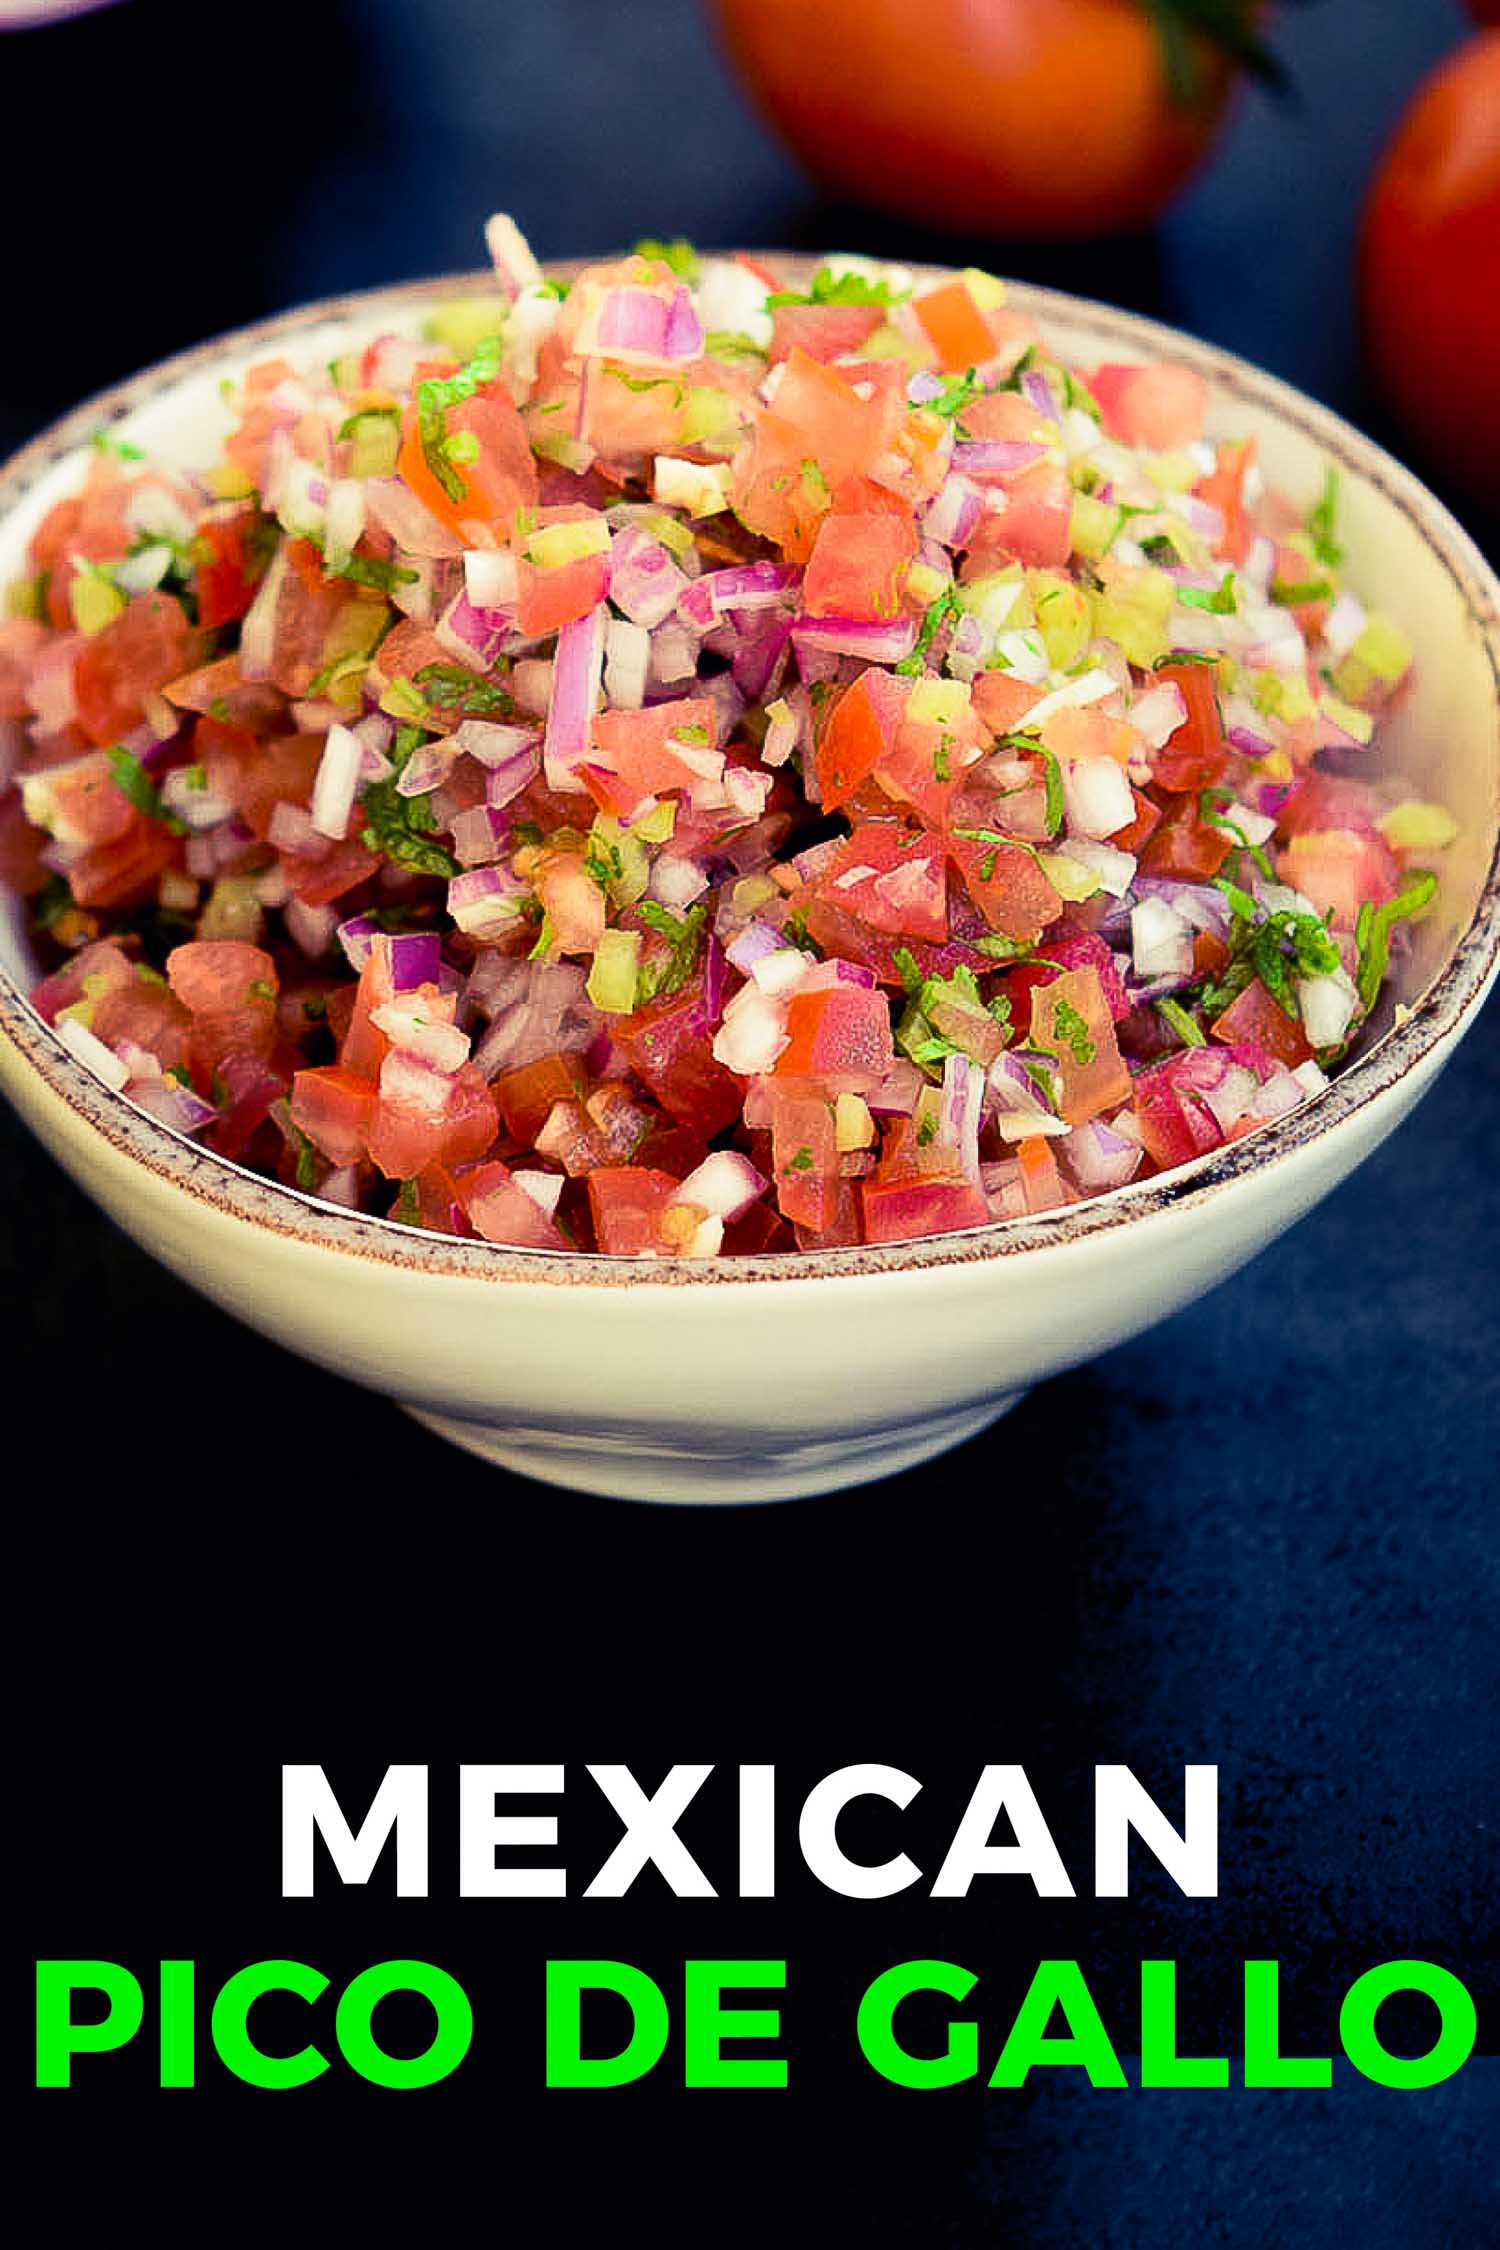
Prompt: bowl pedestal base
<box><xmin>404</xmin><ymin>1391</ymin><xmax>1025</xmax><ymax>1504</ymax></box>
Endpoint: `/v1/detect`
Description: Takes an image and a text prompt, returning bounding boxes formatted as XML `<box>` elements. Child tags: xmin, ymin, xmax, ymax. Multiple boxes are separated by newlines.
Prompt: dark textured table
<box><xmin>7</xmin><ymin>1</ymin><xmax>1496</xmax><ymax>2239</ymax></box>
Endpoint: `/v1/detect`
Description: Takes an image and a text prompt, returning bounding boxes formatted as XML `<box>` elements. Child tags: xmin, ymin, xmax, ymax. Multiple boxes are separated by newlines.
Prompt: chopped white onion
<box><xmin>1131</xmin><ymin>895</ymin><xmax>1195</xmax><ymax>982</ymax></box>
<box><xmin>310</xmin><ymin>723</ymin><xmax>363</xmax><ymax>841</ymax></box>
<box><xmin>56</xmin><ymin>1014</ymin><xmax>130</xmax><ymax>1091</ymax></box>
<box><xmin>604</xmin><ymin>617</ymin><xmax>650</xmax><ymax>710</ymax></box>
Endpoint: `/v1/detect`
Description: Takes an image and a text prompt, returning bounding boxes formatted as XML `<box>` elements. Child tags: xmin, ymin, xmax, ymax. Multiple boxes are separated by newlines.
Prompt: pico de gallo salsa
<box><xmin>0</xmin><ymin>221</ymin><xmax>1459</xmax><ymax>1258</ymax></box>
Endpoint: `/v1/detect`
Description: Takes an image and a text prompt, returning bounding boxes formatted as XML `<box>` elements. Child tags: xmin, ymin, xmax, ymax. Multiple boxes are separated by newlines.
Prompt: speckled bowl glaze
<box><xmin>2</xmin><ymin>265</ymin><xmax>1497</xmax><ymax>1501</ymax></box>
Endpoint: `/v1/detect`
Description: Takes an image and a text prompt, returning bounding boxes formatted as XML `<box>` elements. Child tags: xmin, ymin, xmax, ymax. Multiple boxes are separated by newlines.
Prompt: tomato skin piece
<box><xmin>1151</xmin><ymin>661</ymin><xmax>1227</xmax><ymax>792</ymax></box>
<box><xmin>365</xmin><ymin>1062</ymin><xmax>498</xmax><ymax>1181</ymax></box>
<box><xmin>947</xmin><ymin>828</ymin><xmax>1063</xmax><ymax>942</ymax></box>
<box><xmin>68</xmin><ymin>817</ymin><xmax>179</xmax><ymax>910</ymax></box>
<box><xmin>963</xmin><ymin>460</ymin><xmax>1072</xmax><ymax>570</ymax></box>
<box><xmin>515</xmin><ymin>552</ymin><xmax>610</xmax><ymax>636</ymax></box>
<box><xmin>1209</xmin><ymin>978</ymin><xmax>1313</xmax><ymax>1069</ymax></box>
<box><xmin>1015</xmin><ymin>1132</ymin><xmax>1069</xmax><ymax>1213</ymax></box>
<box><xmin>1194</xmin><ymin>441</ymin><xmax>1253</xmax><ymax>566</ymax></box>
<box><xmin>1008</xmin><ymin>932</ymin><xmax>1132</xmax><ymax>1024</ymax></box>
<box><xmin>972</xmin><ymin>670</ymin><xmax>1045</xmax><ymax>736</ymax></box>
<box><xmin>803</xmin><ymin>510</ymin><xmax>916</xmax><ymax>620</ymax></box>
<box><xmin>587</xmin><ymin>1165</ymin><xmax>682</xmax><ymax>1255</ymax></box>
<box><xmin>290</xmin><ymin>1065</ymin><xmax>378</xmax><ymax>1167</ymax></box>
<box><xmin>591</xmin><ymin>696</ymin><xmax>720</xmax><ymax>799</ymax></box>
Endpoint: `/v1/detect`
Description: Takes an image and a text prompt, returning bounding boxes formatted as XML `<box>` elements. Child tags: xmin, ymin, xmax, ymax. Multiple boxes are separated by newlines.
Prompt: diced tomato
<box><xmin>913</xmin><ymin>280</ymin><xmax>997</xmax><ymax>373</ymax></box>
<box><xmin>816</xmin><ymin>666</ymin><xmax>907</xmax><ymax>811</ymax></box>
<box><xmin>775</xmin><ymin>979</ymin><xmax>895</xmax><ymax>1091</ymax></box>
<box><xmin>1278</xmin><ymin>828</ymin><xmax>1399</xmax><ymax>929</ymax></box>
<box><xmin>1026</xmin><ymin>966</ymin><xmax>1131</xmax><ymax>1124</ymax></box>
<box><xmin>1108</xmin><ymin>785</ymin><xmax>1163</xmax><ymax>855</ymax></box>
<box><xmin>365</xmin><ymin>1061</ymin><xmax>498</xmax><ymax>1180</ymax></box>
<box><xmin>792</xmin><ymin>1174</ymin><xmax>865</xmax><ymax>1251</ymax></box>
<box><xmin>0</xmin><ymin>788</ymin><xmax>51</xmax><ymax>896</ymax></box>
<box><xmin>1015</xmin><ymin>1133</ymin><xmax>1069</xmax><ymax>1213</ymax></box>
<box><xmin>68</xmin><ymin>817</ymin><xmax>179</xmax><ymax>910</ymax></box>
<box><xmin>1195</xmin><ymin>440</ymin><xmax>1254</xmax><ymax>567</ymax></box>
<box><xmin>803</xmin><ymin>510</ymin><xmax>916</xmax><ymax>621</ymax></box>
<box><xmin>861</xmin><ymin>1172</ymin><xmax>989</xmax><ymax>1242</ymax></box>
<box><xmin>32</xmin><ymin>939</ymin><xmax>137</xmax><ymax>1023</ymax></box>
<box><xmin>1277</xmin><ymin>772</ymin><xmax>1388</xmax><ymax>841</ymax></box>
<box><xmin>817</xmin><ymin>823</ymin><xmax>947</xmax><ymax>942</ymax></box>
<box><xmin>206</xmin><ymin>1050</ymin><xmax>288</xmax><ymax>1161</ymax></box>
<box><xmin>587</xmin><ymin>1165</ymin><xmax>681</xmax><ymax>1255</ymax></box>
<box><xmin>43</xmin><ymin>753</ymin><xmax>136</xmax><ymax>847</ymax></box>
<box><xmin>1138</xmin><ymin>795</ymin><xmax>1232</xmax><ymax>881</ymax></box>
<box><xmin>0</xmin><ymin>617</ymin><xmax>46</xmax><ymax>718</ymax></box>
<box><xmin>73</xmin><ymin>593</ymin><xmax>196</xmax><ymax>747</ymax></box>
<box><xmin>1209</xmin><ymin>978</ymin><xmax>1313</xmax><ymax>1068</ymax></box>
<box><xmin>410</xmin><ymin>1161</ymin><xmax>475</xmax><ymax>1236</ymax></box>
<box><xmin>268</xmin><ymin>546</ymin><xmax>384</xmax><ymax>701</ymax></box>
<box><xmin>192</xmin><ymin>509</ymin><xmax>266</xmax><ymax>630</ymax></box>
<box><xmin>167</xmin><ymin>939</ymin><xmax>279</xmax><ymax>1073</ymax></box>
<box><xmin>514</xmin><ymin>551</ymin><xmax>610</xmax><ymax>637</ymax></box>
<box><xmin>591</xmin><ymin>696</ymin><xmax>720</xmax><ymax>799</ymax></box>
<box><xmin>770</xmin><ymin>303</ymin><xmax>884</xmax><ymax>365</ymax></box>
<box><xmin>397</xmin><ymin>381</ymin><xmax>539</xmax><ymax>542</ymax></box>
<box><xmin>614</xmin><ymin>974</ymin><xmax>744</xmax><ymax>1137</ymax></box>
<box><xmin>1042</xmin><ymin>706</ymin><xmax>1138</xmax><ymax>769</ymax></box>
<box><xmin>284</xmin><ymin>834</ymin><xmax>382</xmax><ymax>907</ymax></box>
<box><xmin>958</xmin><ymin>391</ymin><xmax>1055</xmax><ymax>445</ymax></box>
<box><xmin>965</xmin><ymin>460</ymin><xmax>1072</xmax><ymax>570</ymax></box>
<box><xmin>463</xmin><ymin>1159</ymin><xmax>569</xmax><ymax>1249</ymax></box>
<box><xmin>1008</xmin><ymin>932</ymin><xmax>1132</xmax><ymax>1024</ymax></box>
<box><xmin>1151</xmin><ymin>662</ymin><xmax>1227</xmax><ymax>792</ymax></box>
<box><xmin>767</xmin><ymin>1090</ymin><xmax>839</xmax><ymax>1231</ymax></box>
<box><xmin>972</xmin><ymin>670</ymin><xmax>1045</xmax><ymax>735</ymax></box>
<box><xmin>1090</xmin><ymin>363</ymin><xmax>1207</xmax><ymax>452</ymax></box>
<box><xmin>946</xmin><ymin>826</ymin><xmax>1063</xmax><ymax>942</ymax></box>
<box><xmin>290</xmin><ymin>1065</ymin><xmax>378</xmax><ymax>1166</ymax></box>
<box><xmin>493</xmin><ymin>1052</ymin><xmax>591</xmax><ymax>1145</ymax></box>
<box><xmin>91</xmin><ymin>978</ymin><xmax>192</xmax><ymax>1073</ymax></box>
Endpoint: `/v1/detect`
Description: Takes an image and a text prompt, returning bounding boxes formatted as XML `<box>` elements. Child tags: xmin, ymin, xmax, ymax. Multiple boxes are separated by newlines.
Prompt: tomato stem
<box><xmin>1140</xmin><ymin>0</ymin><xmax>1296</xmax><ymax>111</ymax></box>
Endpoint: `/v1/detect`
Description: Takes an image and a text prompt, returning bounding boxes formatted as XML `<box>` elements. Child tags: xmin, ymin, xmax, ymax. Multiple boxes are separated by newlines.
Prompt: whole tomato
<box><xmin>1360</xmin><ymin>33</ymin><xmax>1500</xmax><ymax>506</ymax></box>
<box><xmin>710</xmin><ymin>0</ymin><xmax>1254</xmax><ymax>237</ymax></box>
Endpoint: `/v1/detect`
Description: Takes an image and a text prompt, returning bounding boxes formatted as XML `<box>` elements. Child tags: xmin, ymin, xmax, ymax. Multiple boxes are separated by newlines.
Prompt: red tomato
<box><xmin>1138</xmin><ymin>793</ymin><xmax>1233</xmax><ymax>880</ymax></box>
<box><xmin>963</xmin><ymin>461</ymin><xmax>1072</xmax><ymax>570</ymax></box>
<box><xmin>365</xmin><ymin>1063</ymin><xmax>498</xmax><ymax>1181</ymax></box>
<box><xmin>492</xmin><ymin>1052</ymin><xmax>591</xmax><ymax>1146</ymax></box>
<box><xmin>802</xmin><ymin>511</ymin><xmax>916</xmax><ymax>620</ymax></box>
<box><xmin>397</xmin><ymin>382</ymin><xmax>539</xmax><ymax>540</ymax></box>
<box><xmin>91</xmin><ymin>979</ymin><xmax>193</xmax><ymax>1074</ymax></box>
<box><xmin>912</xmin><ymin>281</ymin><xmax>997</xmax><ymax>372</ymax></box>
<box><xmin>1026</xmin><ymin>965</ymin><xmax>1131</xmax><ymax>1124</ymax></box>
<box><xmin>193</xmin><ymin>510</ymin><xmax>265</xmax><ymax>630</ymax></box>
<box><xmin>816</xmin><ymin>667</ymin><xmax>907</xmax><ymax>810</ymax></box>
<box><xmin>712</xmin><ymin>0</ymin><xmax>1238</xmax><ymax>237</ymax></box>
<box><xmin>775</xmin><ymin>980</ymin><xmax>896</xmax><ymax>1089</ymax></box>
<box><xmin>464</xmin><ymin>1160</ymin><xmax>569</xmax><ymax>1250</ymax></box>
<box><xmin>1151</xmin><ymin>661</ymin><xmax>1227</xmax><ymax>792</ymax></box>
<box><xmin>769</xmin><ymin>303</ymin><xmax>884</xmax><ymax>365</ymax></box>
<box><xmin>290</xmin><ymin>1065</ymin><xmax>378</xmax><ymax>1167</ymax></box>
<box><xmin>587</xmin><ymin>1166</ymin><xmax>682</xmax><ymax>1255</ymax></box>
<box><xmin>1278</xmin><ymin>828</ymin><xmax>1399</xmax><ymax>930</ymax></box>
<box><xmin>861</xmin><ymin>1173</ymin><xmax>989</xmax><ymax>1242</ymax></box>
<box><xmin>817</xmin><ymin>823</ymin><xmax>948</xmax><ymax>943</ymax></box>
<box><xmin>1194</xmin><ymin>440</ymin><xmax>1253</xmax><ymax>565</ymax></box>
<box><xmin>72</xmin><ymin>593</ymin><xmax>195</xmax><ymax>747</ymax></box>
<box><xmin>591</xmin><ymin>697</ymin><xmax>720</xmax><ymax>799</ymax></box>
<box><xmin>1208</xmin><ymin>978</ymin><xmax>1313</xmax><ymax>1069</ymax></box>
<box><xmin>1360</xmin><ymin>32</ymin><xmax>1500</xmax><ymax>505</ymax></box>
<box><xmin>767</xmin><ymin>1090</ymin><xmax>839</xmax><ymax>1230</ymax></box>
<box><xmin>1090</xmin><ymin>362</ymin><xmax>1207</xmax><ymax>452</ymax></box>
<box><xmin>614</xmin><ymin>975</ymin><xmax>745</xmax><ymax>1137</ymax></box>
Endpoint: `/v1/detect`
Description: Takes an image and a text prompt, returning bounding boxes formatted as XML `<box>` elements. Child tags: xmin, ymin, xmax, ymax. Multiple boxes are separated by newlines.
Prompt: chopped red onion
<box><xmin>712</xmin><ymin>982</ymin><xmax>791</xmax><ymax>1075</ymax></box>
<box><xmin>1132</xmin><ymin>877</ymin><xmax>1233</xmax><ymax>937</ymax></box>
<box><xmin>725</xmin><ymin>920</ymin><xmax>787</xmax><ymax>972</ymax></box>
<box><xmin>604</xmin><ymin>617</ymin><xmax>650</xmax><ymax>709</ymax></box>
<box><xmin>952</xmin><ymin>439</ymin><xmax>1048</xmax><ymax>477</ymax></box>
<box><xmin>543</xmin><ymin>604</ymin><xmax>606</xmax><ymax>788</ymax></box>
<box><xmin>675</xmin><ymin>1149</ymin><xmax>767</xmax><ymax>1223</ymax></box>
<box><xmin>1067</xmin><ymin>1117</ymin><xmax>1144</xmax><ymax>1189</ymax></box>
<box><xmin>436</xmin><ymin>591</ymin><xmax>510</xmax><ymax>670</ymax></box>
<box><xmin>463</xmin><ymin>550</ymin><xmax>520</xmax><ymax>611</ymax></box>
<box><xmin>449</xmin><ymin>804</ymin><xmax>511</xmax><ymax>867</ymax></box>
<box><xmin>268</xmin><ymin>800</ymin><xmax>327</xmax><ymax>857</ymax></box>
<box><xmin>608</xmin><ymin>526</ymin><xmax>689</xmax><ymax>627</ymax></box>
<box><xmin>337</xmin><ymin>913</ymin><xmax>378</xmax><ymax>970</ymax></box>
<box><xmin>678</xmin><ymin>560</ymin><xmax>801</xmax><ymax>630</ymax></box>
<box><xmin>1131</xmin><ymin>894</ymin><xmax>1197</xmax><ymax>981</ymax></box>
<box><xmin>923</xmin><ymin>471</ymin><xmax>984</xmax><ymax>550</ymax></box>
<box><xmin>792</xmin><ymin>613</ymin><xmax>918</xmax><ymax>664</ymax></box>
<box><xmin>1022</xmin><ymin>368</ymin><xmax>1063</xmax><ymax>425</ymax></box>
<box><xmin>448</xmin><ymin>864</ymin><xmax>530</xmax><ymax>938</ymax></box>
<box><xmin>1321</xmin><ymin>591</ymin><xmax>1368</xmax><ymax>663</ymax></box>
<box><xmin>310</xmin><ymin>723</ymin><xmax>363</xmax><ymax>840</ymax></box>
<box><xmin>941</xmin><ymin>1052</ymin><xmax>986</xmax><ymax>1184</ymax></box>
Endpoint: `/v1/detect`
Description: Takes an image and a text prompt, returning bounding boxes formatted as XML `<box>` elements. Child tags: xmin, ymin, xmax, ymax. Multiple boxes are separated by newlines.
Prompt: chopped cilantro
<box><xmin>1155</xmin><ymin>995</ymin><xmax>1206</xmax><ymax>1048</ymax></box>
<box><xmin>915</xmin><ymin>1112</ymin><xmax>938</xmax><ymax>1148</ymax></box>
<box><xmin>359</xmin><ymin>744</ymin><xmax>459</xmax><ymax>878</ymax></box>
<box><xmin>895</xmin><ymin>585</ymin><xmax>962</xmax><ymax>676</ymax></box>
<box><xmin>786</xmin><ymin>1145</ymin><xmax>815</xmax><ymax>1172</ymax></box>
<box><xmin>1178</xmin><ymin>572</ymin><xmax>1238</xmax><ymax>616</ymax></box>
<box><xmin>1197</xmin><ymin>887</ymin><xmax>1343</xmax><ymax>1019</ymax></box>
<box><xmin>105</xmin><ymin>746</ymin><xmax>187</xmax><ymax>835</ymax></box>
<box><xmin>1051</xmin><ymin>996</ymin><xmax>1096</xmax><ymax>1067</ymax></box>
<box><xmin>1199</xmin><ymin>787</ymin><xmax>1274</xmax><ymax>880</ymax></box>
<box><xmin>766</xmin><ymin>264</ymin><xmax>905</xmax><ymax>311</ymax></box>
<box><xmin>1307</xmin><ymin>467</ymin><xmax>1344</xmax><ymax>569</ymax></box>
<box><xmin>393</xmin><ymin>1177</ymin><xmax>422</xmax><ymax>1226</ymax></box>
<box><xmin>30</xmin><ymin>874</ymin><xmax>74</xmax><ymax>932</ymax></box>
<box><xmin>705</xmin><ymin>330</ymin><xmax>766</xmax><ymax>363</ymax></box>
<box><xmin>635</xmin><ymin>901</ymin><xmax>708</xmax><ymax>1003</ymax></box>
<box><xmin>413</xmin><ymin>662</ymin><xmax>512</xmax><ymax>717</ymax></box>
<box><xmin>929</xmin><ymin>367</ymin><xmax>982</xmax><ymax>420</ymax></box>
<box><xmin>1271</xmin><ymin>574</ymin><xmax>1334</xmax><ymax>607</ymax></box>
<box><xmin>1354</xmin><ymin>872</ymin><xmax>1436</xmax><ymax>1014</ymax></box>
<box><xmin>91</xmin><ymin>428</ymin><xmax>145</xmax><ymax>461</ymax></box>
<box><xmin>291</xmin><ymin>1126</ymin><xmax>320</xmax><ymax>1191</ymax></box>
<box><xmin>415</xmin><ymin>333</ymin><xmax>503</xmax><ymax>504</ymax></box>
<box><xmin>892</xmin><ymin>946</ymin><xmax>923</xmax><ymax>998</ymax></box>
<box><xmin>307</xmin><ymin>534</ymin><xmax>418</xmax><ymax>595</ymax></box>
<box><xmin>634</xmin><ymin>236</ymin><xmax>700</xmax><ymax>281</ymax></box>
<box><xmin>584</xmin><ymin>839</ymin><xmax>625</xmax><ymax>891</ymax></box>
<box><xmin>933</xmin><ymin>741</ymin><xmax>951</xmax><ymax>782</ymax></box>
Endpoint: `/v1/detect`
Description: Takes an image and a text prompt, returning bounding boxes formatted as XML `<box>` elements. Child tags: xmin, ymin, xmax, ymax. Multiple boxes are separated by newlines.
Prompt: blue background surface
<box><xmin>5</xmin><ymin>1</ymin><xmax>1496</xmax><ymax>2239</ymax></box>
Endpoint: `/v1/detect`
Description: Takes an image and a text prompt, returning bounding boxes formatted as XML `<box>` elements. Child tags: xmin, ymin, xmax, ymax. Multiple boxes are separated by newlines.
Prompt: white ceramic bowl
<box><xmin>2</xmin><ymin>268</ymin><xmax>1497</xmax><ymax>1502</ymax></box>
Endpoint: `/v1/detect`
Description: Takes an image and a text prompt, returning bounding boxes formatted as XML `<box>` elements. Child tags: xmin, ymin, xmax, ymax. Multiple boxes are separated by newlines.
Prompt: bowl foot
<box><xmin>402</xmin><ymin>1392</ymin><xmax>1026</xmax><ymax>1504</ymax></box>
